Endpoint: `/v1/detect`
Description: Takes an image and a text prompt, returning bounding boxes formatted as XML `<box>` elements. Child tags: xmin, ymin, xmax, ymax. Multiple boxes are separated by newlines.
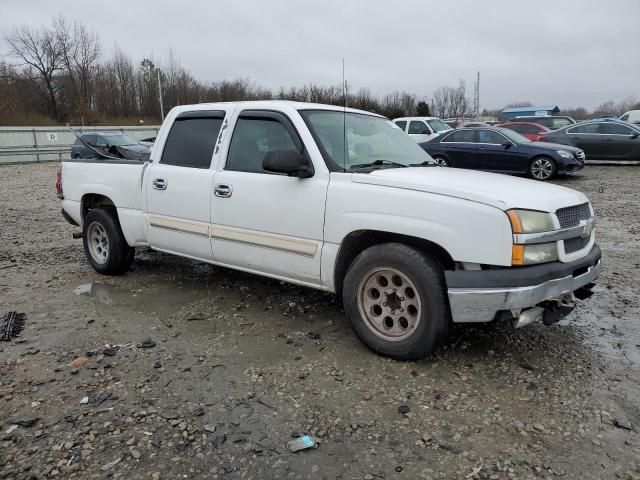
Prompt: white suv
<box><xmin>393</xmin><ymin>116</ymin><xmax>453</xmax><ymax>143</ymax></box>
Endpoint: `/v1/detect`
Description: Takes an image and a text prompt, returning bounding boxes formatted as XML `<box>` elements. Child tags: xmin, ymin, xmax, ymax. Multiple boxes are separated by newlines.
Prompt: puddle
<box><xmin>73</xmin><ymin>282</ymin><xmax>202</xmax><ymax>314</ymax></box>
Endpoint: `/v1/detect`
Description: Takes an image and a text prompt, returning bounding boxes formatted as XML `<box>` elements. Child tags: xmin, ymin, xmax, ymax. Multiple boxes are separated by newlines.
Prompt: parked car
<box><xmin>443</xmin><ymin>118</ymin><xmax>474</xmax><ymax>129</ymax></box>
<box><xmin>58</xmin><ymin>101</ymin><xmax>600</xmax><ymax>360</ymax></box>
<box><xmin>540</xmin><ymin>119</ymin><xmax>640</xmax><ymax>162</ymax></box>
<box><xmin>392</xmin><ymin>116</ymin><xmax>452</xmax><ymax>143</ymax></box>
<box><xmin>619</xmin><ymin>110</ymin><xmax>640</xmax><ymax>125</ymax></box>
<box><xmin>510</xmin><ymin>115</ymin><xmax>576</xmax><ymax>130</ymax></box>
<box><xmin>497</xmin><ymin>121</ymin><xmax>550</xmax><ymax>142</ymax></box>
<box><xmin>71</xmin><ymin>132</ymin><xmax>150</xmax><ymax>161</ymax></box>
<box><xmin>419</xmin><ymin>126</ymin><xmax>584</xmax><ymax>180</ymax></box>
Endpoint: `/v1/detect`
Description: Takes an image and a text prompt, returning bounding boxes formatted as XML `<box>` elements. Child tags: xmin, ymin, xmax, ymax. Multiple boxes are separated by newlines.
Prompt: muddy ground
<box><xmin>0</xmin><ymin>163</ymin><xmax>638</xmax><ymax>480</ymax></box>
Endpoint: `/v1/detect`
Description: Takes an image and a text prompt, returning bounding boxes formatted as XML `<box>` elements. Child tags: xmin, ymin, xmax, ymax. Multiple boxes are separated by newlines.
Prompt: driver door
<box><xmin>210</xmin><ymin>110</ymin><xmax>328</xmax><ymax>285</ymax></box>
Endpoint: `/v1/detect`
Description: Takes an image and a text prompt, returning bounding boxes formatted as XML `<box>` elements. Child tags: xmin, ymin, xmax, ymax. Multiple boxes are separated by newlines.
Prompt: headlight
<box><xmin>512</xmin><ymin>243</ymin><xmax>558</xmax><ymax>265</ymax></box>
<box><xmin>506</xmin><ymin>209</ymin><xmax>558</xmax><ymax>265</ymax></box>
<box><xmin>506</xmin><ymin>209</ymin><xmax>555</xmax><ymax>234</ymax></box>
<box><xmin>556</xmin><ymin>150</ymin><xmax>573</xmax><ymax>159</ymax></box>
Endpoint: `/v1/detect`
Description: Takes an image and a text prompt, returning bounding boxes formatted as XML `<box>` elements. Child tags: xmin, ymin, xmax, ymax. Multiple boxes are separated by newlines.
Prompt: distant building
<box><xmin>500</xmin><ymin>105</ymin><xmax>560</xmax><ymax>120</ymax></box>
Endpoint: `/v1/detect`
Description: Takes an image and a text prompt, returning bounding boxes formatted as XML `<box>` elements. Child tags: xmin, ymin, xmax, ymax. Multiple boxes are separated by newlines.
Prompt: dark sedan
<box><xmin>71</xmin><ymin>132</ymin><xmax>150</xmax><ymax>161</ymax></box>
<box><xmin>419</xmin><ymin>127</ymin><xmax>585</xmax><ymax>180</ymax></box>
<box><xmin>540</xmin><ymin>120</ymin><xmax>640</xmax><ymax>162</ymax></box>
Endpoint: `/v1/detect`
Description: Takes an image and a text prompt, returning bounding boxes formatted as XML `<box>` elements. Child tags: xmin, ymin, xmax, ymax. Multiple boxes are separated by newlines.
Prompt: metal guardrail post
<box><xmin>32</xmin><ymin>129</ymin><xmax>40</xmax><ymax>162</ymax></box>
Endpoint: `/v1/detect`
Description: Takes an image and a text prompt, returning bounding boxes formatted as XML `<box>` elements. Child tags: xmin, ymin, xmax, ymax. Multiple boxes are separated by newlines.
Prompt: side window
<box><xmin>619</xmin><ymin>113</ymin><xmax>629</xmax><ymax>121</ymax></box>
<box><xmin>408</xmin><ymin>121</ymin><xmax>431</xmax><ymax>135</ymax></box>
<box><xmin>507</xmin><ymin>124</ymin><xmax>525</xmax><ymax>134</ymax></box>
<box><xmin>443</xmin><ymin>130</ymin><xmax>475</xmax><ymax>143</ymax></box>
<box><xmin>95</xmin><ymin>136</ymin><xmax>108</xmax><ymax>147</ymax></box>
<box><xmin>161</xmin><ymin>112</ymin><xmax>224</xmax><ymax>168</ymax></box>
<box><xmin>519</xmin><ymin>125</ymin><xmax>537</xmax><ymax>134</ymax></box>
<box><xmin>394</xmin><ymin>120</ymin><xmax>407</xmax><ymax>131</ymax></box>
<box><xmin>567</xmin><ymin>123</ymin><xmax>600</xmax><ymax>134</ymax></box>
<box><xmin>602</xmin><ymin>123</ymin><xmax>634</xmax><ymax>135</ymax></box>
<box><xmin>82</xmin><ymin>134</ymin><xmax>97</xmax><ymax>146</ymax></box>
<box><xmin>226</xmin><ymin>114</ymin><xmax>300</xmax><ymax>173</ymax></box>
<box><xmin>478</xmin><ymin>130</ymin><xmax>505</xmax><ymax>144</ymax></box>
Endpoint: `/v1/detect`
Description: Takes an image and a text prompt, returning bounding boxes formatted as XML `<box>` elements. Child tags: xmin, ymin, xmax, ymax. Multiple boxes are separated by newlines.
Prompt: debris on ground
<box><xmin>68</xmin><ymin>356</ymin><xmax>88</xmax><ymax>368</ymax></box>
<box><xmin>287</xmin><ymin>435</ymin><xmax>316</xmax><ymax>452</ymax></box>
<box><xmin>1</xmin><ymin>311</ymin><xmax>26</xmax><ymax>341</ymax></box>
<box><xmin>139</xmin><ymin>338</ymin><xmax>156</xmax><ymax>349</ymax></box>
<box><xmin>9</xmin><ymin>416</ymin><xmax>39</xmax><ymax>428</ymax></box>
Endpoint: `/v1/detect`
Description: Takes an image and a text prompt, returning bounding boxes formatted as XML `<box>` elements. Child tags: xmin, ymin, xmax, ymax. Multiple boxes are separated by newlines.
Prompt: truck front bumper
<box><xmin>445</xmin><ymin>245</ymin><xmax>601</xmax><ymax>323</ymax></box>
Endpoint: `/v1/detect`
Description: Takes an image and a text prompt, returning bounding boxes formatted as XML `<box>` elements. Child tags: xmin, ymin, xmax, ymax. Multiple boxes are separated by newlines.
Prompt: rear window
<box><xmin>161</xmin><ymin>112</ymin><xmax>224</xmax><ymax>168</ymax></box>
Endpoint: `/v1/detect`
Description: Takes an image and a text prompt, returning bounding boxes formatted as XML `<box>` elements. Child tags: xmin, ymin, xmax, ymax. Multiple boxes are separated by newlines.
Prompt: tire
<box><xmin>82</xmin><ymin>207</ymin><xmax>134</xmax><ymax>275</ymax></box>
<box><xmin>433</xmin><ymin>155</ymin><xmax>449</xmax><ymax>167</ymax></box>
<box><xmin>342</xmin><ymin>243</ymin><xmax>450</xmax><ymax>360</ymax></box>
<box><xmin>528</xmin><ymin>156</ymin><xmax>556</xmax><ymax>181</ymax></box>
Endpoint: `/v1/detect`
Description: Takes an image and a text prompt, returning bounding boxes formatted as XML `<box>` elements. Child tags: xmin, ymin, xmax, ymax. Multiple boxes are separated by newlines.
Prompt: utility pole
<box><xmin>473</xmin><ymin>71</ymin><xmax>480</xmax><ymax>119</ymax></box>
<box><xmin>157</xmin><ymin>68</ymin><xmax>165</xmax><ymax>121</ymax></box>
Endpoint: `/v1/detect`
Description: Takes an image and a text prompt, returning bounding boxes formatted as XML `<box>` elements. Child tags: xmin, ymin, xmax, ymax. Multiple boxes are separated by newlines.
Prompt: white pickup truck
<box><xmin>58</xmin><ymin>101</ymin><xmax>601</xmax><ymax>359</ymax></box>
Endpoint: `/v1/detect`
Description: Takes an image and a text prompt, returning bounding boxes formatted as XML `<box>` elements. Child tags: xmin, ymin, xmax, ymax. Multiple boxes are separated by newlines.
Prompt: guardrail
<box><xmin>0</xmin><ymin>125</ymin><xmax>160</xmax><ymax>164</ymax></box>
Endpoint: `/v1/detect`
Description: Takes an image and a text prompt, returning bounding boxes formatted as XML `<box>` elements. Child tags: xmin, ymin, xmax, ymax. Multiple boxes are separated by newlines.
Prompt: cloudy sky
<box><xmin>2</xmin><ymin>0</ymin><xmax>639</xmax><ymax>110</ymax></box>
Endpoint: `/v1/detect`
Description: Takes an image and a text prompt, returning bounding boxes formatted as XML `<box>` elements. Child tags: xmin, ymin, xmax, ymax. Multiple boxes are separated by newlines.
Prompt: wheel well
<box><xmin>81</xmin><ymin>194</ymin><xmax>116</xmax><ymax>221</ymax></box>
<box><xmin>333</xmin><ymin>230</ymin><xmax>455</xmax><ymax>294</ymax></box>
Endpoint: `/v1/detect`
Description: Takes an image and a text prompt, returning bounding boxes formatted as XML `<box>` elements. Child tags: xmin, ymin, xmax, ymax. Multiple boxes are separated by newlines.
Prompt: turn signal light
<box><xmin>512</xmin><ymin>245</ymin><xmax>525</xmax><ymax>265</ymax></box>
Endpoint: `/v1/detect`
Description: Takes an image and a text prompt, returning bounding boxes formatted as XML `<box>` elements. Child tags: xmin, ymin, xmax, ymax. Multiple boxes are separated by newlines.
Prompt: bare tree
<box><xmin>432</xmin><ymin>80</ymin><xmax>471</xmax><ymax>118</ymax></box>
<box><xmin>4</xmin><ymin>23</ymin><xmax>63</xmax><ymax>119</ymax></box>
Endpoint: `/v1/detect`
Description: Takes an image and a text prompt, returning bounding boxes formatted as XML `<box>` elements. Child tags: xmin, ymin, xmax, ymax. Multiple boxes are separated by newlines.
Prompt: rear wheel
<box><xmin>529</xmin><ymin>156</ymin><xmax>556</xmax><ymax>181</ymax></box>
<box><xmin>433</xmin><ymin>156</ymin><xmax>449</xmax><ymax>167</ymax></box>
<box><xmin>83</xmin><ymin>208</ymin><xmax>134</xmax><ymax>275</ymax></box>
<box><xmin>342</xmin><ymin>243</ymin><xmax>450</xmax><ymax>360</ymax></box>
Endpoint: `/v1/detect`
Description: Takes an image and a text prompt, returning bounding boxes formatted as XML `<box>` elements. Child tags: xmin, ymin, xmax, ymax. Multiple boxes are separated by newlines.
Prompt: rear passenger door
<box><xmin>210</xmin><ymin>110</ymin><xmax>328</xmax><ymax>285</ymax></box>
<box><xmin>601</xmin><ymin>122</ymin><xmax>639</xmax><ymax>159</ymax></box>
<box><xmin>566</xmin><ymin>123</ymin><xmax>604</xmax><ymax>159</ymax></box>
<box><xmin>439</xmin><ymin>130</ymin><xmax>477</xmax><ymax>168</ymax></box>
<box><xmin>145</xmin><ymin>110</ymin><xmax>226</xmax><ymax>260</ymax></box>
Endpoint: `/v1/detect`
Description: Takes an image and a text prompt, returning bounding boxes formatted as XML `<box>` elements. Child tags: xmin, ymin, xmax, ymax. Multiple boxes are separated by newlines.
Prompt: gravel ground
<box><xmin>0</xmin><ymin>163</ymin><xmax>639</xmax><ymax>480</ymax></box>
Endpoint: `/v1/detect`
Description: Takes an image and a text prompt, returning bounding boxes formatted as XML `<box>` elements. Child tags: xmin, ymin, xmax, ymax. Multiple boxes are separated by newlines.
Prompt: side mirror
<box><xmin>502</xmin><ymin>142</ymin><xmax>512</xmax><ymax>149</ymax></box>
<box><xmin>263</xmin><ymin>150</ymin><xmax>314</xmax><ymax>178</ymax></box>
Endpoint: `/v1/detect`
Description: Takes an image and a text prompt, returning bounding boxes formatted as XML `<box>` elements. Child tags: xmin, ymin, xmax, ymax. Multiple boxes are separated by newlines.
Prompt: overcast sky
<box><xmin>2</xmin><ymin>0</ymin><xmax>639</xmax><ymax>110</ymax></box>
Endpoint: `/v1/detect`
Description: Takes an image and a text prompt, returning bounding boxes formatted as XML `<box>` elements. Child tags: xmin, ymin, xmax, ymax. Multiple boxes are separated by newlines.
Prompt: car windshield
<box><xmin>300</xmin><ymin>110</ymin><xmax>435</xmax><ymax>171</ymax></box>
<box><xmin>426</xmin><ymin>119</ymin><xmax>451</xmax><ymax>132</ymax></box>
<box><xmin>500</xmin><ymin>128</ymin><xmax>531</xmax><ymax>143</ymax></box>
<box><xmin>105</xmin><ymin>134</ymin><xmax>138</xmax><ymax>146</ymax></box>
<box><xmin>549</xmin><ymin>118</ymin><xmax>573</xmax><ymax>129</ymax></box>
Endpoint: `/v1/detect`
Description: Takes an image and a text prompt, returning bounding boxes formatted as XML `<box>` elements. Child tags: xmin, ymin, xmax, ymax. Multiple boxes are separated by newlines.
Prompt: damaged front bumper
<box><xmin>445</xmin><ymin>245</ymin><xmax>601</xmax><ymax>324</ymax></box>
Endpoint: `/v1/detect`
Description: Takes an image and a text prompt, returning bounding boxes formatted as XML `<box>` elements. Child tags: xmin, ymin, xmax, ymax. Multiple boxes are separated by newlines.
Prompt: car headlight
<box><xmin>506</xmin><ymin>209</ymin><xmax>558</xmax><ymax>265</ymax></box>
<box><xmin>556</xmin><ymin>150</ymin><xmax>573</xmax><ymax>159</ymax></box>
<box><xmin>511</xmin><ymin>243</ymin><xmax>558</xmax><ymax>265</ymax></box>
<box><xmin>506</xmin><ymin>209</ymin><xmax>555</xmax><ymax>234</ymax></box>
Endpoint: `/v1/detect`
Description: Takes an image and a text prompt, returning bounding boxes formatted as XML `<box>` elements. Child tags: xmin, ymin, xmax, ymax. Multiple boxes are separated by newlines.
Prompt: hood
<box><xmin>530</xmin><ymin>141</ymin><xmax>581</xmax><ymax>153</ymax></box>
<box><xmin>351</xmin><ymin>167</ymin><xmax>587</xmax><ymax>211</ymax></box>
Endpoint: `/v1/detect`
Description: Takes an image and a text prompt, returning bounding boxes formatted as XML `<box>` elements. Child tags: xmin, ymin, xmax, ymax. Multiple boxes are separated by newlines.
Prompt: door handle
<box><xmin>152</xmin><ymin>178</ymin><xmax>167</xmax><ymax>190</ymax></box>
<box><xmin>214</xmin><ymin>184</ymin><xmax>233</xmax><ymax>198</ymax></box>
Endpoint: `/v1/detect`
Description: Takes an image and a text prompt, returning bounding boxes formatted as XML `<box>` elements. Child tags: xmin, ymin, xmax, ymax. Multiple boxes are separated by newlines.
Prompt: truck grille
<box><xmin>556</xmin><ymin>203</ymin><xmax>591</xmax><ymax>228</ymax></box>
<box><xmin>563</xmin><ymin>235</ymin><xmax>591</xmax><ymax>254</ymax></box>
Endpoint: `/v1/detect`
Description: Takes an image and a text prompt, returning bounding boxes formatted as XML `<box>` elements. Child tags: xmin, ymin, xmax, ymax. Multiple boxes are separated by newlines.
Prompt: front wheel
<box><xmin>529</xmin><ymin>156</ymin><xmax>556</xmax><ymax>181</ymax></box>
<box><xmin>342</xmin><ymin>243</ymin><xmax>450</xmax><ymax>360</ymax></box>
<box><xmin>82</xmin><ymin>208</ymin><xmax>134</xmax><ymax>275</ymax></box>
<box><xmin>433</xmin><ymin>156</ymin><xmax>449</xmax><ymax>167</ymax></box>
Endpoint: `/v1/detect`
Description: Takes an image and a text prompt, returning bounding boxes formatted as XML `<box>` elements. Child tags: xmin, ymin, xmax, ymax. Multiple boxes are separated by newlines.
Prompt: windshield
<box><xmin>105</xmin><ymin>134</ymin><xmax>138</xmax><ymax>146</ymax></box>
<box><xmin>300</xmin><ymin>110</ymin><xmax>435</xmax><ymax>171</ymax></box>
<box><xmin>500</xmin><ymin>128</ymin><xmax>531</xmax><ymax>143</ymax></box>
<box><xmin>426</xmin><ymin>119</ymin><xmax>451</xmax><ymax>133</ymax></box>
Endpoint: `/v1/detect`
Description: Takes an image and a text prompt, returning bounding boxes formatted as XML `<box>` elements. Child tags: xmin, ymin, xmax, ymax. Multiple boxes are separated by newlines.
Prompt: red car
<box><xmin>496</xmin><ymin>122</ymin><xmax>550</xmax><ymax>142</ymax></box>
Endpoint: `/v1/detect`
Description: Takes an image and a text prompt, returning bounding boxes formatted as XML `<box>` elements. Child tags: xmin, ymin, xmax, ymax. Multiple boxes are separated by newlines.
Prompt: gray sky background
<box><xmin>1</xmin><ymin>0</ymin><xmax>639</xmax><ymax>110</ymax></box>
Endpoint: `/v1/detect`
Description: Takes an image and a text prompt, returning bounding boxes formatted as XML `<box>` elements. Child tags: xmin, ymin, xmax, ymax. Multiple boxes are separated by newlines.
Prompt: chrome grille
<box><xmin>556</xmin><ymin>203</ymin><xmax>591</xmax><ymax>228</ymax></box>
<box><xmin>563</xmin><ymin>235</ymin><xmax>591</xmax><ymax>254</ymax></box>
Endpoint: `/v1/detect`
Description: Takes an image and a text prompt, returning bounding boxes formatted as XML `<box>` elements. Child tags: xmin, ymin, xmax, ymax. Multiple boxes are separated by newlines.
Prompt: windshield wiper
<box><xmin>408</xmin><ymin>161</ymin><xmax>437</xmax><ymax>167</ymax></box>
<box><xmin>349</xmin><ymin>159</ymin><xmax>408</xmax><ymax>170</ymax></box>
